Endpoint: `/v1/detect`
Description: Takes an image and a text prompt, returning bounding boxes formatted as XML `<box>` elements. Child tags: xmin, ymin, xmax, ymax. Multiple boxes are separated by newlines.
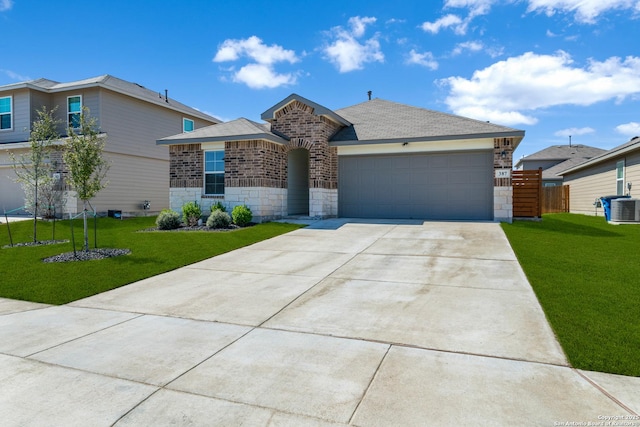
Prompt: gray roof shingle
<box><xmin>0</xmin><ymin>75</ymin><xmax>219</xmax><ymax>124</ymax></box>
<box><xmin>517</xmin><ymin>144</ymin><xmax>606</xmax><ymax>162</ymax></box>
<box><xmin>157</xmin><ymin>118</ymin><xmax>287</xmax><ymax>145</ymax></box>
<box><xmin>331</xmin><ymin>98</ymin><xmax>524</xmax><ymax>144</ymax></box>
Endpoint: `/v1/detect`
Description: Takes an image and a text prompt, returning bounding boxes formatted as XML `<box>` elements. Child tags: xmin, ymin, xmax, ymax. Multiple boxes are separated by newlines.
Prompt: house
<box><xmin>158</xmin><ymin>94</ymin><xmax>524</xmax><ymax>222</ymax></box>
<box><xmin>514</xmin><ymin>144</ymin><xmax>606</xmax><ymax>187</ymax></box>
<box><xmin>560</xmin><ymin>136</ymin><xmax>640</xmax><ymax>216</ymax></box>
<box><xmin>0</xmin><ymin>75</ymin><xmax>219</xmax><ymax>216</ymax></box>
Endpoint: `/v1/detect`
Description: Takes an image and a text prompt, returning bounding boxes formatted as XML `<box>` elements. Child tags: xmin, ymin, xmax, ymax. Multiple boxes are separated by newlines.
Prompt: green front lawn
<box><xmin>501</xmin><ymin>213</ymin><xmax>640</xmax><ymax>376</ymax></box>
<box><xmin>0</xmin><ymin>217</ymin><xmax>303</xmax><ymax>305</ymax></box>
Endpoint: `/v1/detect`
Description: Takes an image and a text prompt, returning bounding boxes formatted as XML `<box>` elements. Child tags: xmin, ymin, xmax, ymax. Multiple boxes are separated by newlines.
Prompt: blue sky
<box><xmin>1</xmin><ymin>0</ymin><xmax>639</xmax><ymax>159</ymax></box>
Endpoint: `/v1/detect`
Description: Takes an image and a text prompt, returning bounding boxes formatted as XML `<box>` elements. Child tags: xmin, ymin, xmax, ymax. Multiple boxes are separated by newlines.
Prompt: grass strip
<box><xmin>0</xmin><ymin>217</ymin><xmax>303</xmax><ymax>305</ymax></box>
<box><xmin>501</xmin><ymin>213</ymin><xmax>640</xmax><ymax>376</ymax></box>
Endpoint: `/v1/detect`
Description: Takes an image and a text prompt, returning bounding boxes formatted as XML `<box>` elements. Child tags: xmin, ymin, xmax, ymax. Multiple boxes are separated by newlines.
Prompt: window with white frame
<box><xmin>616</xmin><ymin>160</ymin><xmax>625</xmax><ymax>195</ymax></box>
<box><xmin>183</xmin><ymin>118</ymin><xmax>194</xmax><ymax>133</ymax></box>
<box><xmin>0</xmin><ymin>96</ymin><xmax>12</xmax><ymax>130</ymax></box>
<box><xmin>204</xmin><ymin>150</ymin><xmax>224</xmax><ymax>195</ymax></box>
<box><xmin>67</xmin><ymin>95</ymin><xmax>82</xmax><ymax>129</ymax></box>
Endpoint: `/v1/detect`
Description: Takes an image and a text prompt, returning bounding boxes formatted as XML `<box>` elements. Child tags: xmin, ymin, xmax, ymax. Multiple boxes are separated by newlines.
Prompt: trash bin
<box><xmin>599</xmin><ymin>195</ymin><xmax>630</xmax><ymax>221</ymax></box>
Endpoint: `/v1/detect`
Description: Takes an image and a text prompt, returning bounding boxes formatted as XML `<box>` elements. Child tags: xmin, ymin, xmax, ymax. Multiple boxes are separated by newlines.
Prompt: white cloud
<box><xmin>451</xmin><ymin>41</ymin><xmax>484</xmax><ymax>56</ymax></box>
<box><xmin>212</xmin><ymin>36</ymin><xmax>299</xmax><ymax>89</ymax></box>
<box><xmin>349</xmin><ymin>16</ymin><xmax>376</xmax><ymax>38</ymax></box>
<box><xmin>439</xmin><ymin>51</ymin><xmax>640</xmax><ymax>126</ymax></box>
<box><xmin>324</xmin><ymin>16</ymin><xmax>384</xmax><ymax>73</ymax></box>
<box><xmin>421</xmin><ymin>14</ymin><xmax>464</xmax><ymax>34</ymax></box>
<box><xmin>1</xmin><ymin>69</ymin><xmax>30</xmax><ymax>81</ymax></box>
<box><xmin>233</xmin><ymin>64</ymin><xmax>297</xmax><ymax>89</ymax></box>
<box><xmin>0</xmin><ymin>0</ymin><xmax>13</xmax><ymax>12</ymax></box>
<box><xmin>527</xmin><ymin>0</ymin><xmax>640</xmax><ymax>24</ymax></box>
<box><xmin>615</xmin><ymin>122</ymin><xmax>640</xmax><ymax>137</ymax></box>
<box><xmin>445</xmin><ymin>0</ymin><xmax>496</xmax><ymax>16</ymax></box>
<box><xmin>554</xmin><ymin>127</ymin><xmax>595</xmax><ymax>137</ymax></box>
<box><xmin>213</xmin><ymin>36</ymin><xmax>298</xmax><ymax>65</ymax></box>
<box><xmin>406</xmin><ymin>50</ymin><xmax>439</xmax><ymax>70</ymax></box>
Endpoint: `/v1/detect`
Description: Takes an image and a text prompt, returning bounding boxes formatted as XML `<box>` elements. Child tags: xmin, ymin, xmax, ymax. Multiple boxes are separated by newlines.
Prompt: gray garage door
<box><xmin>338</xmin><ymin>151</ymin><xmax>493</xmax><ymax>220</ymax></box>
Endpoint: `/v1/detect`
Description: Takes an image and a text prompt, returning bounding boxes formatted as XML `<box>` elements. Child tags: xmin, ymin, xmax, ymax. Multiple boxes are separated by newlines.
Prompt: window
<box><xmin>183</xmin><ymin>118</ymin><xmax>194</xmax><ymax>133</ymax></box>
<box><xmin>67</xmin><ymin>95</ymin><xmax>82</xmax><ymax>129</ymax></box>
<box><xmin>204</xmin><ymin>151</ymin><xmax>224</xmax><ymax>195</ymax></box>
<box><xmin>0</xmin><ymin>96</ymin><xmax>12</xmax><ymax>130</ymax></box>
<box><xmin>616</xmin><ymin>160</ymin><xmax>625</xmax><ymax>195</ymax></box>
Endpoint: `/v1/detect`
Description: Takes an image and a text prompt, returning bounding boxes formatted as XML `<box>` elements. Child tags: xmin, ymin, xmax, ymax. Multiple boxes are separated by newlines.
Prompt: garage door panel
<box><xmin>339</xmin><ymin>151</ymin><xmax>493</xmax><ymax>220</ymax></box>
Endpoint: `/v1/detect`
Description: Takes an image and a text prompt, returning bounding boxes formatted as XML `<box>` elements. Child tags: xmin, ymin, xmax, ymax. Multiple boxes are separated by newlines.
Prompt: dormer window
<box><xmin>67</xmin><ymin>95</ymin><xmax>82</xmax><ymax>129</ymax></box>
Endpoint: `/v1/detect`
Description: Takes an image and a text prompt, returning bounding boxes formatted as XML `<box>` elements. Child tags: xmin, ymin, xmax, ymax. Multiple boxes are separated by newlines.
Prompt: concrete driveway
<box><xmin>0</xmin><ymin>219</ymin><xmax>638</xmax><ymax>426</ymax></box>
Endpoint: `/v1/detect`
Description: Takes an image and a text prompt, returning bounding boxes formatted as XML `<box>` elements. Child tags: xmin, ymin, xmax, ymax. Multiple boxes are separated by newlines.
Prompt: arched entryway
<box><xmin>287</xmin><ymin>148</ymin><xmax>309</xmax><ymax>215</ymax></box>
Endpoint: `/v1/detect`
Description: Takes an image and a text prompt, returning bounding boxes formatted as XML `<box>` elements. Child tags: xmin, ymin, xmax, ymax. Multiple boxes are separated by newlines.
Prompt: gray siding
<box><xmin>0</xmin><ymin>89</ymin><xmax>30</xmax><ymax>143</ymax></box>
<box><xmin>74</xmin><ymin>152</ymin><xmax>169</xmax><ymax>214</ymax></box>
<box><xmin>51</xmin><ymin>88</ymin><xmax>101</xmax><ymax>136</ymax></box>
<box><xmin>564</xmin><ymin>151</ymin><xmax>640</xmax><ymax>215</ymax></box>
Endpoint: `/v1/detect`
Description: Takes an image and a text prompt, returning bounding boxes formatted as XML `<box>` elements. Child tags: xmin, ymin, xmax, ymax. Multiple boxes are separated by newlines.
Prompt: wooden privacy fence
<box><xmin>512</xmin><ymin>168</ymin><xmax>570</xmax><ymax>217</ymax></box>
<box><xmin>542</xmin><ymin>185</ymin><xmax>570</xmax><ymax>214</ymax></box>
<box><xmin>512</xmin><ymin>169</ymin><xmax>542</xmax><ymax>218</ymax></box>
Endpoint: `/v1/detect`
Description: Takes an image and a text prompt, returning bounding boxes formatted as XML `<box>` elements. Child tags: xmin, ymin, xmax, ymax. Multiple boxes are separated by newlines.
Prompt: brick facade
<box><xmin>225</xmin><ymin>140</ymin><xmax>286</xmax><ymax>188</ymax></box>
<box><xmin>169</xmin><ymin>144</ymin><xmax>203</xmax><ymax>188</ymax></box>
<box><xmin>493</xmin><ymin>137</ymin><xmax>514</xmax><ymax>186</ymax></box>
<box><xmin>269</xmin><ymin>101</ymin><xmax>342</xmax><ymax>190</ymax></box>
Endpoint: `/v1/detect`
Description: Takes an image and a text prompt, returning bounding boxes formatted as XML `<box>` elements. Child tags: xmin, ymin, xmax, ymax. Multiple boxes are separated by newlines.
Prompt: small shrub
<box><xmin>232</xmin><ymin>205</ymin><xmax>253</xmax><ymax>227</ymax></box>
<box><xmin>206</xmin><ymin>210</ymin><xmax>232</xmax><ymax>229</ymax></box>
<box><xmin>182</xmin><ymin>201</ymin><xmax>202</xmax><ymax>226</ymax></box>
<box><xmin>210</xmin><ymin>201</ymin><xmax>226</xmax><ymax>212</ymax></box>
<box><xmin>156</xmin><ymin>209</ymin><xmax>181</xmax><ymax>230</ymax></box>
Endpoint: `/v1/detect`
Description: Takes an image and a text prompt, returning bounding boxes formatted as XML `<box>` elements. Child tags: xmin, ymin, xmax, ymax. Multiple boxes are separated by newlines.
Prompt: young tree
<box><xmin>11</xmin><ymin>106</ymin><xmax>61</xmax><ymax>242</ymax></box>
<box><xmin>62</xmin><ymin>107</ymin><xmax>109</xmax><ymax>251</ymax></box>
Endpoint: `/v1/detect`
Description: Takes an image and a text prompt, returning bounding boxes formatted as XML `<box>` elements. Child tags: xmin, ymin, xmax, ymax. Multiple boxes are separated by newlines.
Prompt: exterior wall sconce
<box><xmin>500</xmin><ymin>150</ymin><xmax>507</xmax><ymax>159</ymax></box>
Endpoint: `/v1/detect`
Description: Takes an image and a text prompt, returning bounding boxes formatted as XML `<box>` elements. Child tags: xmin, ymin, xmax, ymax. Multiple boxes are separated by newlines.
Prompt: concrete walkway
<box><xmin>0</xmin><ymin>219</ymin><xmax>638</xmax><ymax>426</ymax></box>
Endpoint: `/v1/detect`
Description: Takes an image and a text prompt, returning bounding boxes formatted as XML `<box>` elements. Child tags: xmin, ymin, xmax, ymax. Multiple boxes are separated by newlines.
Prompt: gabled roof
<box><xmin>261</xmin><ymin>93</ymin><xmax>351</xmax><ymax>127</ymax></box>
<box><xmin>157</xmin><ymin>118</ymin><xmax>287</xmax><ymax>145</ymax></box>
<box><xmin>514</xmin><ymin>144</ymin><xmax>606</xmax><ymax>169</ymax></box>
<box><xmin>560</xmin><ymin>136</ymin><xmax>640</xmax><ymax>176</ymax></box>
<box><xmin>331</xmin><ymin>99</ymin><xmax>524</xmax><ymax>146</ymax></box>
<box><xmin>0</xmin><ymin>75</ymin><xmax>219</xmax><ymax>124</ymax></box>
<box><xmin>543</xmin><ymin>157</ymin><xmax>593</xmax><ymax>180</ymax></box>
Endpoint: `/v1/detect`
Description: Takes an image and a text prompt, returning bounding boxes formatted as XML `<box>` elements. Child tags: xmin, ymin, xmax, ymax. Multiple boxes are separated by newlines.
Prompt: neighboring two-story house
<box><xmin>0</xmin><ymin>75</ymin><xmax>219</xmax><ymax>216</ymax></box>
<box><xmin>514</xmin><ymin>144</ymin><xmax>606</xmax><ymax>187</ymax></box>
<box><xmin>158</xmin><ymin>94</ymin><xmax>524</xmax><ymax>222</ymax></box>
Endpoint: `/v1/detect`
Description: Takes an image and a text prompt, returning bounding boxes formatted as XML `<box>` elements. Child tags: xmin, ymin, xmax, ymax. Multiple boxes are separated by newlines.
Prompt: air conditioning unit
<box><xmin>610</xmin><ymin>198</ymin><xmax>640</xmax><ymax>222</ymax></box>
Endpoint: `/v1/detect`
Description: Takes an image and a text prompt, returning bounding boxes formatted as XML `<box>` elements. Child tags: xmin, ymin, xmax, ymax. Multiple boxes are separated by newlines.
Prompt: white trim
<box><xmin>337</xmin><ymin>138</ymin><xmax>493</xmax><ymax>156</ymax></box>
<box><xmin>200</xmin><ymin>141</ymin><xmax>225</xmax><ymax>150</ymax></box>
<box><xmin>67</xmin><ymin>94</ymin><xmax>82</xmax><ymax>129</ymax></box>
<box><xmin>616</xmin><ymin>159</ymin><xmax>625</xmax><ymax>195</ymax></box>
<box><xmin>0</xmin><ymin>95</ymin><xmax>13</xmax><ymax>131</ymax></box>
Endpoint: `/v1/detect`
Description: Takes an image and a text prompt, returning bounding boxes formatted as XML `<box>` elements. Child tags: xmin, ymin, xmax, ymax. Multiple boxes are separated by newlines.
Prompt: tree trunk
<box><xmin>82</xmin><ymin>201</ymin><xmax>89</xmax><ymax>251</ymax></box>
<box><xmin>33</xmin><ymin>179</ymin><xmax>38</xmax><ymax>243</ymax></box>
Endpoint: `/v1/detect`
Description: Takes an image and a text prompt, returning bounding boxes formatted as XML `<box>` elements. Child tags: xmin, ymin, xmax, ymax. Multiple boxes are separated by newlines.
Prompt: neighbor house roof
<box><xmin>331</xmin><ymin>98</ymin><xmax>524</xmax><ymax>146</ymax></box>
<box><xmin>542</xmin><ymin>157</ymin><xmax>594</xmax><ymax>180</ymax></box>
<box><xmin>560</xmin><ymin>137</ymin><xmax>640</xmax><ymax>176</ymax></box>
<box><xmin>157</xmin><ymin>118</ymin><xmax>288</xmax><ymax>145</ymax></box>
<box><xmin>514</xmin><ymin>144</ymin><xmax>606</xmax><ymax>169</ymax></box>
<box><xmin>0</xmin><ymin>75</ymin><xmax>219</xmax><ymax>124</ymax></box>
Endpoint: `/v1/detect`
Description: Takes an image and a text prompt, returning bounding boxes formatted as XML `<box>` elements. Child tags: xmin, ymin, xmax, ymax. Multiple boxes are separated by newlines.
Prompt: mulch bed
<box><xmin>43</xmin><ymin>248</ymin><xmax>131</xmax><ymax>263</ymax></box>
